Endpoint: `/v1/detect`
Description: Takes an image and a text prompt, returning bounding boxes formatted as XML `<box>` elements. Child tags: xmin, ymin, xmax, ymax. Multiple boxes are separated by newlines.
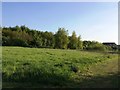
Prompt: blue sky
<box><xmin>2</xmin><ymin>2</ymin><xmax>118</xmax><ymax>44</ymax></box>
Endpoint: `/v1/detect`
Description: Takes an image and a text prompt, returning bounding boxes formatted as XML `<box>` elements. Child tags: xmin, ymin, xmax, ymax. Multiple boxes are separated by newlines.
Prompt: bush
<box><xmin>12</xmin><ymin>39</ymin><xmax>29</xmax><ymax>47</ymax></box>
<box><xmin>2</xmin><ymin>36</ymin><xmax>11</xmax><ymax>46</ymax></box>
<box><xmin>84</xmin><ymin>41</ymin><xmax>108</xmax><ymax>51</ymax></box>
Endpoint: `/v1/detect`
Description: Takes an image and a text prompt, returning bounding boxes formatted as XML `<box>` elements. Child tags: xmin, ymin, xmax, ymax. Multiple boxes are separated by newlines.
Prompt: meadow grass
<box><xmin>2</xmin><ymin>46</ymin><xmax>118</xmax><ymax>88</ymax></box>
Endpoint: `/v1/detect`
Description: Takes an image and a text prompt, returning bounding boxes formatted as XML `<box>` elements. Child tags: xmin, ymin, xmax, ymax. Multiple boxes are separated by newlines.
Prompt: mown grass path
<box><xmin>89</xmin><ymin>58</ymin><xmax>118</xmax><ymax>75</ymax></box>
<box><xmin>75</xmin><ymin>58</ymin><xmax>119</xmax><ymax>88</ymax></box>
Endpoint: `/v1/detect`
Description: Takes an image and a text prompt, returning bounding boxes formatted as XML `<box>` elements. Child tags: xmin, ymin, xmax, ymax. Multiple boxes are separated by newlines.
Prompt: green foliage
<box><xmin>2</xmin><ymin>26</ymin><xmax>82</xmax><ymax>49</ymax></box>
<box><xmin>55</xmin><ymin>28</ymin><xmax>68</xmax><ymax>49</ymax></box>
<box><xmin>2</xmin><ymin>25</ymin><xmax>114</xmax><ymax>51</ymax></box>
<box><xmin>83</xmin><ymin>41</ymin><xmax>111</xmax><ymax>51</ymax></box>
<box><xmin>2</xmin><ymin>26</ymin><xmax>54</xmax><ymax>48</ymax></box>
<box><xmin>68</xmin><ymin>31</ymin><xmax>78</xmax><ymax>49</ymax></box>
<box><xmin>77</xmin><ymin>35</ymin><xmax>83</xmax><ymax>49</ymax></box>
<box><xmin>2</xmin><ymin>28</ymin><xmax>32</xmax><ymax>47</ymax></box>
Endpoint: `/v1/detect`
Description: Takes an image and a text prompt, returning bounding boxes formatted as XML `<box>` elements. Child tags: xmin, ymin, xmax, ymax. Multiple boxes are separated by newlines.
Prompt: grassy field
<box><xmin>2</xmin><ymin>46</ymin><xmax>119</xmax><ymax>88</ymax></box>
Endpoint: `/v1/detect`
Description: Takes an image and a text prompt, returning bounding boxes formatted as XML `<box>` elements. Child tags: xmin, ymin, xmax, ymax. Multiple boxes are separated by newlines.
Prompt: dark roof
<box><xmin>102</xmin><ymin>42</ymin><xmax>117</xmax><ymax>46</ymax></box>
<box><xmin>102</xmin><ymin>42</ymin><xmax>116</xmax><ymax>44</ymax></box>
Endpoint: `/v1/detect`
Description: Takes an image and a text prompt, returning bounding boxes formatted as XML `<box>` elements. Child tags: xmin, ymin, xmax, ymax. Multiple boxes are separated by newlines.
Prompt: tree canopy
<box><xmin>2</xmin><ymin>25</ymin><xmax>113</xmax><ymax>51</ymax></box>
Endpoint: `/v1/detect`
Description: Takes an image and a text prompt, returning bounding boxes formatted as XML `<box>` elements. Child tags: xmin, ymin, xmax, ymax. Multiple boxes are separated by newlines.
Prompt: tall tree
<box><xmin>68</xmin><ymin>31</ymin><xmax>78</xmax><ymax>49</ymax></box>
<box><xmin>55</xmin><ymin>28</ymin><xmax>68</xmax><ymax>49</ymax></box>
<box><xmin>77</xmin><ymin>35</ymin><xmax>83</xmax><ymax>49</ymax></box>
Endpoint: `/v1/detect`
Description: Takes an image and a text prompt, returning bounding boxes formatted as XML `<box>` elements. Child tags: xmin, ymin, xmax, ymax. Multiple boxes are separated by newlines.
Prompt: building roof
<box><xmin>102</xmin><ymin>42</ymin><xmax>116</xmax><ymax>44</ymax></box>
<box><xmin>102</xmin><ymin>42</ymin><xmax>117</xmax><ymax>46</ymax></box>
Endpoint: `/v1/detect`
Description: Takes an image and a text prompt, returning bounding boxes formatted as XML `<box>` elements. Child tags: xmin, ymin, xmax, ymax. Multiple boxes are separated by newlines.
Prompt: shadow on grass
<box><xmin>3</xmin><ymin>67</ymin><xmax>72</xmax><ymax>88</ymax></box>
<box><xmin>2</xmin><ymin>68</ymin><xmax>119</xmax><ymax>88</ymax></box>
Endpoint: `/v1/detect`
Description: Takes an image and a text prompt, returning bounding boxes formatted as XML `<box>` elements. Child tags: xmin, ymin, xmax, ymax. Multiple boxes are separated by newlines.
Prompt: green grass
<box><xmin>2</xmin><ymin>46</ymin><xmax>119</xmax><ymax>88</ymax></box>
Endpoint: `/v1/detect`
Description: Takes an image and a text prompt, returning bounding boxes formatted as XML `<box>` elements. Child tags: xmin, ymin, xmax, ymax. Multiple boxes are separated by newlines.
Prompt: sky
<box><xmin>2</xmin><ymin>2</ymin><xmax>118</xmax><ymax>44</ymax></box>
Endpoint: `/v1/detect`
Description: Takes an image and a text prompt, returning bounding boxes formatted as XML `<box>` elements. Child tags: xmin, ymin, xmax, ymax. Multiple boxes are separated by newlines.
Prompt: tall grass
<box><xmin>2</xmin><ymin>46</ymin><xmax>118</xmax><ymax>87</ymax></box>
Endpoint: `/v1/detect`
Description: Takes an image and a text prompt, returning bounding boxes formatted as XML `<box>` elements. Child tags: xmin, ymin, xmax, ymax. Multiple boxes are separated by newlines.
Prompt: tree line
<box><xmin>2</xmin><ymin>25</ymin><xmax>112</xmax><ymax>51</ymax></box>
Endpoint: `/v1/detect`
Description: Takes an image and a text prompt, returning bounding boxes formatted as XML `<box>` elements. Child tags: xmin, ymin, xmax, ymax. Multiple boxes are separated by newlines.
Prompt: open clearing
<box><xmin>2</xmin><ymin>47</ymin><xmax>119</xmax><ymax>88</ymax></box>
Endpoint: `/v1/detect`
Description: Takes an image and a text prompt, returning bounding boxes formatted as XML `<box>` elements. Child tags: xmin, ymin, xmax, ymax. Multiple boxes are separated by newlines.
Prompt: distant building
<box><xmin>102</xmin><ymin>42</ymin><xmax>118</xmax><ymax>50</ymax></box>
<box><xmin>102</xmin><ymin>42</ymin><xmax>117</xmax><ymax>46</ymax></box>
